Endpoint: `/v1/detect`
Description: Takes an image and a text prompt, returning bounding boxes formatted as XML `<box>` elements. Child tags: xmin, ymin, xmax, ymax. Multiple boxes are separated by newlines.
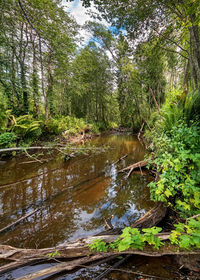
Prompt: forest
<box><xmin>0</xmin><ymin>0</ymin><xmax>200</xmax><ymax>279</ymax></box>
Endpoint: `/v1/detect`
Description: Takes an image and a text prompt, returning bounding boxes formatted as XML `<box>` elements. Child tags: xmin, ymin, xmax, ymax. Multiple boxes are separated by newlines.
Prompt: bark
<box><xmin>149</xmin><ymin>88</ymin><xmax>160</xmax><ymax>114</ymax></box>
<box><xmin>19</xmin><ymin>22</ymin><xmax>29</xmax><ymax>113</ymax></box>
<box><xmin>39</xmin><ymin>37</ymin><xmax>46</xmax><ymax>112</ymax></box>
<box><xmin>131</xmin><ymin>202</ymin><xmax>167</xmax><ymax>228</ymax></box>
<box><xmin>189</xmin><ymin>17</ymin><xmax>200</xmax><ymax>90</ymax></box>
<box><xmin>46</xmin><ymin>50</ymin><xmax>54</xmax><ymax>119</ymax></box>
<box><xmin>30</xmin><ymin>29</ymin><xmax>40</xmax><ymax>117</ymax></box>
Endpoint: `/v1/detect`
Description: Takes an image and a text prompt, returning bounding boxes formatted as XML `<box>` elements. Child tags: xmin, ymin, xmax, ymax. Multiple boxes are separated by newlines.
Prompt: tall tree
<box><xmin>78</xmin><ymin>0</ymin><xmax>200</xmax><ymax>90</ymax></box>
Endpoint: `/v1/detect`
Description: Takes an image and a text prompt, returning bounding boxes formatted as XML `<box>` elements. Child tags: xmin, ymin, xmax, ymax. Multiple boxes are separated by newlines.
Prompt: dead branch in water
<box><xmin>0</xmin><ymin>208</ymin><xmax>40</xmax><ymax>235</ymax></box>
<box><xmin>119</xmin><ymin>159</ymin><xmax>150</xmax><ymax>178</ymax></box>
<box><xmin>113</xmin><ymin>154</ymin><xmax>128</xmax><ymax>165</ymax></box>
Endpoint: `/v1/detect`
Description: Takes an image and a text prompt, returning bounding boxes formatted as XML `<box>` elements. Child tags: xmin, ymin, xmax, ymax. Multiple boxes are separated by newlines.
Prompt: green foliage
<box><xmin>0</xmin><ymin>95</ymin><xmax>8</xmax><ymax>133</ymax></box>
<box><xmin>0</xmin><ymin>132</ymin><xmax>17</xmax><ymax>148</ymax></box>
<box><xmin>89</xmin><ymin>226</ymin><xmax>164</xmax><ymax>253</ymax></box>
<box><xmin>43</xmin><ymin>116</ymin><xmax>99</xmax><ymax>136</ymax></box>
<box><xmin>147</xmin><ymin>121</ymin><xmax>200</xmax><ymax>217</ymax></box>
<box><xmin>117</xmin><ymin>227</ymin><xmax>144</xmax><ymax>251</ymax></box>
<box><xmin>89</xmin><ymin>220</ymin><xmax>200</xmax><ymax>253</ymax></box>
<box><xmin>88</xmin><ymin>239</ymin><xmax>108</xmax><ymax>252</ymax></box>
<box><xmin>170</xmin><ymin>217</ymin><xmax>200</xmax><ymax>250</ymax></box>
<box><xmin>142</xmin><ymin>226</ymin><xmax>163</xmax><ymax>249</ymax></box>
<box><xmin>47</xmin><ymin>250</ymin><xmax>61</xmax><ymax>258</ymax></box>
<box><xmin>12</xmin><ymin>115</ymin><xmax>42</xmax><ymax>140</ymax></box>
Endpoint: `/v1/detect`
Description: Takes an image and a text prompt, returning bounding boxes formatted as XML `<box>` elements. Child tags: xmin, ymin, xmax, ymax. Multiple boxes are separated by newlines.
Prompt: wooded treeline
<box><xmin>1</xmin><ymin>0</ymin><xmax>199</xmax><ymax>134</ymax></box>
<box><xmin>0</xmin><ymin>0</ymin><xmax>116</xmax><ymax>129</ymax></box>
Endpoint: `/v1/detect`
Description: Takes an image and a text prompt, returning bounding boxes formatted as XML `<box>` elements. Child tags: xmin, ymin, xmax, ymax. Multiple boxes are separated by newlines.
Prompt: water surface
<box><xmin>0</xmin><ymin>134</ymin><xmax>153</xmax><ymax>248</ymax></box>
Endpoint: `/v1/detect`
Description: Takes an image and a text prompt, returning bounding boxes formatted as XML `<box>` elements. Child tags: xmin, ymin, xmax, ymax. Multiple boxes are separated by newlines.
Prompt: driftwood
<box><xmin>0</xmin><ymin>208</ymin><xmax>40</xmax><ymax>235</ymax></box>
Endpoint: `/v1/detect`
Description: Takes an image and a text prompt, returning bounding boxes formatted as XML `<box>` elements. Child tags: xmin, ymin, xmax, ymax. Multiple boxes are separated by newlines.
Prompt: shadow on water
<box><xmin>0</xmin><ymin>134</ymin><xmax>180</xmax><ymax>279</ymax></box>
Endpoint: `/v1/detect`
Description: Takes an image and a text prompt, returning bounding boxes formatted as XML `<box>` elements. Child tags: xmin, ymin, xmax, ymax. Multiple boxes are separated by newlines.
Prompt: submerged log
<box><xmin>0</xmin><ymin>208</ymin><xmax>40</xmax><ymax>235</ymax></box>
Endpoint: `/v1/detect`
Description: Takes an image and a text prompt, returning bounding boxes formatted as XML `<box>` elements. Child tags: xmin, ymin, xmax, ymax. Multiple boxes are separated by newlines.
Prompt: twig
<box><xmin>113</xmin><ymin>154</ymin><xmax>128</xmax><ymax>165</ymax></box>
<box><xmin>126</xmin><ymin>167</ymin><xmax>134</xmax><ymax>178</ymax></box>
<box><xmin>24</xmin><ymin>149</ymin><xmax>43</xmax><ymax>163</ymax></box>
<box><xmin>186</xmin><ymin>214</ymin><xmax>200</xmax><ymax>223</ymax></box>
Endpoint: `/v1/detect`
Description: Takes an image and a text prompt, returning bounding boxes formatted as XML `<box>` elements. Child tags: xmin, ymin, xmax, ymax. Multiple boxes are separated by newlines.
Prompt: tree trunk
<box><xmin>189</xmin><ymin>18</ymin><xmax>200</xmax><ymax>90</ymax></box>
<box><xmin>45</xmin><ymin>51</ymin><xmax>54</xmax><ymax>119</ymax></box>
<box><xmin>19</xmin><ymin>22</ymin><xmax>29</xmax><ymax>113</ymax></box>
<box><xmin>30</xmin><ymin>29</ymin><xmax>40</xmax><ymax>117</ymax></box>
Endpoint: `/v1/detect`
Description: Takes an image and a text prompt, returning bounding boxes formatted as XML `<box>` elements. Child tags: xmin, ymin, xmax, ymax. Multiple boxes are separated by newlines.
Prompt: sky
<box><xmin>62</xmin><ymin>0</ymin><xmax>108</xmax><ymax>45</ymax></box>
<box><xmin>63</xmin><ymin>0</ymin><xmax>93</xmax><ymax>26</ymax></box>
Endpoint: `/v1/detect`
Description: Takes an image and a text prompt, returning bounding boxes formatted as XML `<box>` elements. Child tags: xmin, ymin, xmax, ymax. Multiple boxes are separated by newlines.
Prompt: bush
<box><xmin>12</xmin><ymin>115</ymin><xmax>42</xmax><ymax>140</ymax></box>
<box><xmin>148</xmin><ymin>121</ymin><xmax>200</xmax><ymax>218</ymax></box>
<box><xmin>0</xmin><ymin>132</ymin><xmax>17</xmax><ymax>148</ymax></box>
<box><xmin>43</xmin><ymin>116</ymin><xmax>99</xmax><ymax>136</ymax></box>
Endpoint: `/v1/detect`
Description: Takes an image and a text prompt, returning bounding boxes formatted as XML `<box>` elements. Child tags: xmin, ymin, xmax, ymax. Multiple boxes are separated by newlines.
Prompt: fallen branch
<box><xmin>137</xmin><ymin>122</ymin><xmax>144</xmax><ymax>142</ymax></box>
<box><xmin>119</xmin><ymin>159</ymin><xmax>150</xmax><ymax>174</ymax></box>
<box><xmin>186</xmin><ymin>213</ymin><xmax>200</xmax><ymax>222</ymax></box>
<box><xmin>0</xmin><ymin>208</ymin><xmax>40</xmax><ymax>235</ymax></box>
<box><xmin>24</xmin><ymin>149</ymin><xmax>43</xmax><ymax>163</ymax></box>
<box><xmin>0</xmin><ymin>146</ymin><xmax>57</xmax><ymax>153</ymax></box>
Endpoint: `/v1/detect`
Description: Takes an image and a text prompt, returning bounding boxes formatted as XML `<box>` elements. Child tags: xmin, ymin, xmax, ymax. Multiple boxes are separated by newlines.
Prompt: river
<box><xmin>0</xmin><ymin>134</ymin><xmax>180</xmax><ymax>279</ymax></box>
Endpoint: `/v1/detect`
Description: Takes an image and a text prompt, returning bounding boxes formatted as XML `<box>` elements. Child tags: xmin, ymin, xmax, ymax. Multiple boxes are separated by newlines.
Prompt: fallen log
<box><xmin>0</xmin><ymin>238</ymin><xmax>199</xmax><ymax>279</ymax></box>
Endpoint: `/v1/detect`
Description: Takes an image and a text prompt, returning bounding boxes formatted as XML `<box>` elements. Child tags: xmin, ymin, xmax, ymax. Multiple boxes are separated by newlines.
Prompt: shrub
<box><xmin>0</xmin><ymin>132</ymin><xmax>17</xmax><ymax>148</ymax></box>
<box><xmin>12</xmin><ymin>115</ymin><xmax>42</xmax><ymax>140</ymax></box>
<box><xmin>148</xmin><ymin>121</ymin><xmax>200</xmax><ymax>218</ymax></box>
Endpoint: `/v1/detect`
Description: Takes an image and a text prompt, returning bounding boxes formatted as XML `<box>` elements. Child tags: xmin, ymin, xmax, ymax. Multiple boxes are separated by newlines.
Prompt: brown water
<box><xmin>0</xmin><ymin>134</ymin><xmax>181</xmax><ymax>279</ymax></box>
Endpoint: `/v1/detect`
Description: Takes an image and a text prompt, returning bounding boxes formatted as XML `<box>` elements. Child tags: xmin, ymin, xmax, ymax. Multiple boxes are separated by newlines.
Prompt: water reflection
<box><xmin>0</xmin><ymin>134</ymin><xmax>154</xmax><ymax>248</ymax></box>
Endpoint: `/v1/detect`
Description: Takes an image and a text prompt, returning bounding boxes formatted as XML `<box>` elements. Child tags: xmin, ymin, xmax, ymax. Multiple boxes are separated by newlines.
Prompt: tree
<box><xmin>77</xmin><ymin>0</ymin><xmax>200</xmax><ymax>90</ymax></box>
<box><xmin>70</xmin><ymin>43</ymin><xmax>117</xmax><ymax>125</ymax></box>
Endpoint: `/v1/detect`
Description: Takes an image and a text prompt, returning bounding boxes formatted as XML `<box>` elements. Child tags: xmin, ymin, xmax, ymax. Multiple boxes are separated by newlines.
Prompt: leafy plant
<box><xmin>89</xmin><ymin>226</ymin><xmax>164</xmax><ymax>253</ymax></box>
<box><xmin>147</xmin><ymin>122</ymin><xmax>200</xmax><ymax>218</ymax></box>
<box><xmin>117</xmin><ymin>227</ymin><xmax>144</xmax><ymax>251</ymax></box>
<box><xmin>88</xmin><ymin>239</ymin><xmax>108</xmax><ymax>252</ymax></box>
<box><xmin>0</xmin><ymin>132</ymin><xmax>17</xmax><ymax>148</ymax></box>
<box><xmin>142</xmin><ymin>226</ymin><xmax>163</xmax><ymax>249</ymax></box>
<box><xmin>47</xmin><ymin>250</ymin><xmax>61</xmax><ymax>258</ymax></box>
<box><xmin>170</xmin><ymin>217</ymin><xmax>200</xmax><ymax>249</ymax></box>
<box><xmin>12</xmin><ymin>115</ymin><xmax>42</xmax><ymax>140</ymax></box>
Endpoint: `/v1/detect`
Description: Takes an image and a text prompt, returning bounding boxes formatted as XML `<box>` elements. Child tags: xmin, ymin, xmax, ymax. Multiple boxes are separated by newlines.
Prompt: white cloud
<box><xmin>62</xmin><ymin>0</ymin><xmax>108</xmax><ymax>45</ymax></box>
